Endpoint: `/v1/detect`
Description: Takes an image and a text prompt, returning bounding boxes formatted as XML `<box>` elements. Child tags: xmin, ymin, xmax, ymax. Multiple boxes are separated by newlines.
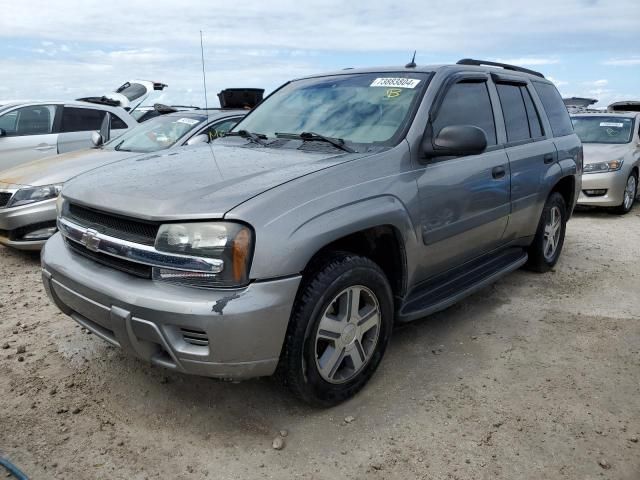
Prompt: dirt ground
<box><xmin>1</xmin><ymin>208</ymin><xmax>639</xmax><ymax>480</ymax></box>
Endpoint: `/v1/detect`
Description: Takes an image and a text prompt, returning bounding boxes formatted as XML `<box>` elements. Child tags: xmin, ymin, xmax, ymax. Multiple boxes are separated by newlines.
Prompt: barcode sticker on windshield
<box><xmin>600</xmin><ymin>122</ymin><xmax>624</xmax><ymax>128</ymax></box>
<box><xmin>370</xmin><ymin>78</ymin><xmax>421</xmax><ymax>89</ymax></box>
<box><xmin>176</xmin><ymin>118</ymin><xmax>199</xmax><ymax>125</ymax></box>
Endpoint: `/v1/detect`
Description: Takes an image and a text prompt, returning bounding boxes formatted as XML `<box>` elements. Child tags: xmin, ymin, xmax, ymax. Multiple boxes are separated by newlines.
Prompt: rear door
<box><xmin>0</xmin><ymin>104</ymin><xmax>60</xmax><ymax>171</ymax></box>
<box><xmin>491</xmin><ymin>74</ymin><xmax>558</xmax><ymax>240</ymax></box>
<box><xmin>57</xmin><ymin>106</ymin><xmax>108</xmax><ymax>153</ymax></box>
<box><xmin>414</xmin><ymin>74</ymin><xmax>511</xmax><ymax>277</ymax></box>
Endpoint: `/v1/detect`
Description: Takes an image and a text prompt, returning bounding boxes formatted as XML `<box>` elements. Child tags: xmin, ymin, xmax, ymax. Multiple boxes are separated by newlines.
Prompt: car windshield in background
<box><xmin>233</xmin><ymin>72</ymin><xmax>430</xmax><ymax>150</ymax></box>
<box><xmin>571</xmin><ymin>116</ymin><xmax>634</xmax><ymax>144</ymax></box>
<box><xmin>105</xmin><ymin>114</ymin><xmax>206</xmax><ymax>153</ymax></box>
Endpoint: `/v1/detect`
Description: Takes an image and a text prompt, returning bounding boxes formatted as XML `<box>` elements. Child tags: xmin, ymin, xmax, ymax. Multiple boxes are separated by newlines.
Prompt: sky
<box><xmin>1</xmin><ymin>0</ymin><xmax>639</xmax><ymax>109</ymax></box>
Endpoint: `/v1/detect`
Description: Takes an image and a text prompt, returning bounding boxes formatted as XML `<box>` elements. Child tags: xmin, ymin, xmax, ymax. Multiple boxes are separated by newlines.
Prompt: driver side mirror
<box><xmin>91</xmin><ymin>131</ymin><xmax>104</xmax><ymax>147</ymax></box>
<box><xmin>186</xmin><ymin>134</ymin><xmax>210</xmax><ymax>146</ymax></box>
<box><xmin>422</xmin><ymin>125</ymin><xmax>488</xmax><ymax>159</ymax></box>
<box><xmin>0</xmin><ymin>128</ymin><xmax>6</xmax><ymax>137</ymax></box>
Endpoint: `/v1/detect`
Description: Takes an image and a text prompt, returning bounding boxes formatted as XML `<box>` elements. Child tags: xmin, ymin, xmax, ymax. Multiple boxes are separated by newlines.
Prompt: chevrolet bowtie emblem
<box><xmin>81</xmin><ymin>228</ymin><xmax>101</xmax><ymax>252</ymax></box>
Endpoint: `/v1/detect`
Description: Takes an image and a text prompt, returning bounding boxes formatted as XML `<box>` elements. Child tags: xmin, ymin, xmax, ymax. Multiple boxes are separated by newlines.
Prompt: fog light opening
<box><xmin>583</xmin><ymin>189</ymin><xmax>607</xmax><ymax>197</ymax></box>
<box><xmin>21</xmin><ymin>226</ymin><xmax>58</xmax><ymax>241</ymax></box>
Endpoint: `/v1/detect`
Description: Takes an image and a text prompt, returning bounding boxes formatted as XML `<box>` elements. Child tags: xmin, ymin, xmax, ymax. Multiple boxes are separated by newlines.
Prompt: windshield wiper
<box><xmin>275</xmin><ymin>131</ymin><xmax>355</xmax><ymax>153</ymax></box>
<box><xmin>226</xmin><ymin>130</ymin><xmax>268</xmax><ymax>146</ymax></box>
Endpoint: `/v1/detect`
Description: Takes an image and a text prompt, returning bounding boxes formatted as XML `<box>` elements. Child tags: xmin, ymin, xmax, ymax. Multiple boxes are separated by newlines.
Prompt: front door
<box><xmin>0</xmin><ymin>105</ymin><xmax>59</xmax><ymax>170</ymax></box>
<box><xmin>414</xmin><ymin>77</ymin><xmax>511</xmax><ymax>279</ymax></box>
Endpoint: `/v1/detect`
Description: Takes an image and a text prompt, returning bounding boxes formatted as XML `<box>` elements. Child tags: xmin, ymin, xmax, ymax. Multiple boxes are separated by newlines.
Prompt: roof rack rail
<box><xmin>456</xmin><ymin>58</ymin><xmax>545</xmax><ymax>78</ymax></box>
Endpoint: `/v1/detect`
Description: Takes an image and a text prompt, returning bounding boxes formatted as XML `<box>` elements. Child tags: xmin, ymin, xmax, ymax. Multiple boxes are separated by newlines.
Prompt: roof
<box><xmin>295</xmin><ymin>61</ymin><xmax>551</xmax><ymax>83</ymax></box>
<box><xmin>0</xmin><ymin>100</ymin><xmax>129</xmax><ymax>110</ymax></box>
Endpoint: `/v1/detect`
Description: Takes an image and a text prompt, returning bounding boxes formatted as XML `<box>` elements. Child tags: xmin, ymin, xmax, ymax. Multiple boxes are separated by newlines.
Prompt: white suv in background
<box><xmin>0</xmin><ymin>80</ymin><xmax>167</xmax><ymax>171</ymax></box>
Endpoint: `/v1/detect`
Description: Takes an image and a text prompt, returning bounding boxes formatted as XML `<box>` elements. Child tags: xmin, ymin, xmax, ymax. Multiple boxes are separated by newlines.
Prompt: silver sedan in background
<box><xmin>0</xmin><ymin>109</ymin><xmax>244</xmax><ymax>250</ymax></box>
<box><xmin>572</xmin><ymin>112</ymin><xmax>640</xmax><ymax>214</ymax></box>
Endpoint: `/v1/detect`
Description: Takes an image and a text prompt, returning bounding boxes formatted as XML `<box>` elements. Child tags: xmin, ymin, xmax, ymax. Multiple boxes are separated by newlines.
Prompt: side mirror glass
<box><xmin>91</xmin><ymin>131</ymin><xmax>104</xmax><ymax>147</ymax></box>
<box><xmin>423</xmin><ymin>125</ymin><xmax>488</xmax><ymax>158</ymax></box>
<box><xmin>186</xmin><ymin>133</ymin><xmax>210</xmax><ymax>146</ymax></box>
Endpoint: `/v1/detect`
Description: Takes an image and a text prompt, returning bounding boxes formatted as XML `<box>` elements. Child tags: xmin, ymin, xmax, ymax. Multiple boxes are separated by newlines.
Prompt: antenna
<box><xmin>199</xmin><ymin>30</ymin><xmax>223</xmax><ymax>179</ymax></box>
<box><xmin>405</xmin><ymin>50</ymin><xmax>417</xmax><ymax>69</ymax></box>
<box><xmin>200</xmin><ymin>30</ymin><xmax>209</xmax><ymax>112</ymax></box>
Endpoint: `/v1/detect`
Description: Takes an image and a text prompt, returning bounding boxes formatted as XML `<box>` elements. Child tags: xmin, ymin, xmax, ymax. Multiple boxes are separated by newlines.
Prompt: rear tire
<box><xmin>279</xmin><ymin>252</ymin><xmax>393</xmax><ymax>407</ymax></box>
<box><xmin>526</xmin><ymin>192</ymin><xmax>567</xmax><ymax>273</ymax></box>
<box><xmin>611</xmin><ymin>172</ymin><xmax>637</xmax><ymax>215</ymax></box>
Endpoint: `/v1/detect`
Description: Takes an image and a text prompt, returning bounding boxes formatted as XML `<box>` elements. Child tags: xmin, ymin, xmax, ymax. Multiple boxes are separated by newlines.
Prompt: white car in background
<box><xmin>0</xmin><ymin>108</ymin><xmax>244</xmax><ymax>249</ymax></box>
<box><xmin>0</xmin><ymin>80</ymin><xmax>167</xmax><ymax>171</ymax></box>
<box><xmin>572</xmin><ymin>111</ymin><xmax>640</xmax><ymax>214</ymax></box>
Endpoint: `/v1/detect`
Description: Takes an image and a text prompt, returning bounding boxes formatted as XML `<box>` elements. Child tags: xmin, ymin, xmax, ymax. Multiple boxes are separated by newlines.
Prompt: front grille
<box><xmin>67</xmin><ymin>239</ymin><xmax>152</xmax><ymax>278</ymax></box>
<box><xmin>180</xmin><ymin>328</ymin><xmax>209</xmax><ymax>346</ymax></box>
<box><xmin>66</xmin><ymin>203</ymin><xmax>159</xmax><ymax>245</ymax></box>
<box><xmin>0</xmin><ymin>192</ymin><xmax>13</xmax><ymax>208</ymax></box>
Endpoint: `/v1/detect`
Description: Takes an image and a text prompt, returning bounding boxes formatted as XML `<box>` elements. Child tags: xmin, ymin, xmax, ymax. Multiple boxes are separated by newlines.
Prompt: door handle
<box><xmin>543</xmin><ymin>153</ymin><xmax>554</xmax><ymax>164</ymax></box>
<box><xmin>492</xmin><ymin>166</ymin><xmax>506</xmax><ymax>179</ymax></box>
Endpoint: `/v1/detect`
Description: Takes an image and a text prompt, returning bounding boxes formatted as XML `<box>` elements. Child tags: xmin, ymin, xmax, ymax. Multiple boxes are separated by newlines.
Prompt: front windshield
<box><xmin>232</xmin><ymin>72</ymin><xmax>430</xmax><ymax>149</ymax></box>
<box><xmin>105</xmin><ymin>114</ymin><xmax>206</xmax><ymax>153</ymax></box>
<box><xmin>571</xmin><ymin>116</ymin><xmax>634</xmax><ymax>144</ymax></box>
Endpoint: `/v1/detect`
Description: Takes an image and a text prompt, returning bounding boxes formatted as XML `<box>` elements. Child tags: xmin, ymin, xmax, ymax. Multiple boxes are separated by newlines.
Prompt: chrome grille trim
<box><xmin>58</xmin><ymin>216</ymin><xmax>223</xmax><ymax>274</ymax></box>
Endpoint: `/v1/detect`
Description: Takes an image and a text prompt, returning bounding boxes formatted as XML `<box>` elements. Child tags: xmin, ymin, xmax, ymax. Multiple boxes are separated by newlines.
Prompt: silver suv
<box><xmin>41</xmin><ymin>59</ymin><xmax>582</xmax><ymax>406</ymax></box>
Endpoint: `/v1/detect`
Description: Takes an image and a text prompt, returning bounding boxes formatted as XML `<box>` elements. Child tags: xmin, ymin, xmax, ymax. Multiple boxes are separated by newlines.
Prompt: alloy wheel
<box><xmin>314</xmin><ymin>286</ymin><xmax>381</xmax><ymax>384</ymax></box>
<box><xmin>543</xmin><ymin>205</ymin><xmax>562</xmax><ymax>262</ymax></box>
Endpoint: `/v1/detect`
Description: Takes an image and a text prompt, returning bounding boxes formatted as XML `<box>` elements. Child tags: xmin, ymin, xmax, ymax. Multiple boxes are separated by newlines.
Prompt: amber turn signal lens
<box><xmin>232</xmin><ymin>228</ymin><xmax>251</xmax><ymax>282</ymax></box>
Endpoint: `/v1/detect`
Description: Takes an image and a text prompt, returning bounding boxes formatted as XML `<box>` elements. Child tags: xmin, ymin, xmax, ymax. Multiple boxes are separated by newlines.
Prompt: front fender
<box><xmin>249</xmin><ymin>194</ymin><xmax>419</xmax><ymax>280</ymax></box>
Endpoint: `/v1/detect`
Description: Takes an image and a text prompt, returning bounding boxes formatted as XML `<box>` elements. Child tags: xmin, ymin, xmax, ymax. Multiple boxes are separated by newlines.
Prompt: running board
<box><xmin>397</xmin><ymin>248</ymin><xmax>528</xmax><ymax>323</ymax></box>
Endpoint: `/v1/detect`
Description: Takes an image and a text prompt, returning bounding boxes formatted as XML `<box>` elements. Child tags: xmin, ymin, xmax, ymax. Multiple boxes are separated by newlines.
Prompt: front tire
<box><xmin>279</xmin><ymin>252</ymin><xmax>393</xmax><ymax>407</ymax></box>
<box><xmin>526</xmin><ymin>192</ymin><xmax>567</xmax><ymax>273</ymax></box>
<box><xmin>611</xmin><ymin>172</ymin><xmax>637</xmax><ymax>215</ymax></box>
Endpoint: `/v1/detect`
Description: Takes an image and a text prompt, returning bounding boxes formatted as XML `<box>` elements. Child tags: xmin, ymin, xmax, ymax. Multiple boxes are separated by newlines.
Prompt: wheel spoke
<box><xmin>318</xmin><ymin>314</ymin><xmax>344</xmax><ymax>340</ymax></box>
<box><xmin>347</xmin><ymin>287</ymin><xmax>362</xmax><ymax>323</ymax></box>
<box><xmin>357</xmin><ymin>307</ymin><xmax>380</xmax><ymax>335</ymax></box>
<box><xmin>347</xmin><ymin>342</ymin><xmax>365</xmax><ymax>371</ymax></box>
<box><xmin>318</xmin><ymin>346</ymin><xmax>345</xmax><ymax>380</ymax></box>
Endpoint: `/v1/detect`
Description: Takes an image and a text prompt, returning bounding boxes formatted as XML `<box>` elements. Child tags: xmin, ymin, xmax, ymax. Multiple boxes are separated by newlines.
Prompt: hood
<box><xmin>582</xmin><ymin>143</ymin><xmax>632</xmax><ymax>164</ymax></box>
<box><xmin>62</xmin><ymin>141</ymin><xmax>368</xmax><ymax>220</ymax></box>
<box><xmin>0</xmin><ymin>148</ymin><xmax>137</xmax><ymax>187</ymax></box>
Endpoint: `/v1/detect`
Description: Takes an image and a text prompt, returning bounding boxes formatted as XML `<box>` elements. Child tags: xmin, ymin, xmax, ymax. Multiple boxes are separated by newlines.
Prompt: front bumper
<box><xmin>577</xmin><ymin>169</ymin><xmax>628</xmax><ymax>207</ymax></box>
<box><xmin>0</xmin><ymin>198</ymin><xmax>57</xmax><ymax>250</ymax></box>
<box><xmin>41</xmin><ymin>233</ymin><xmax>301</xmax><ymax>380</ymax></box>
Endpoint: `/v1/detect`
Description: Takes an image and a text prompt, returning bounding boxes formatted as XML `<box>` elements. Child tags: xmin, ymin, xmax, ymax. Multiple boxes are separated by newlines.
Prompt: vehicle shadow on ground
<box><xmin>87</xmin><ymin>275</ymin><xmax>514</xmax><ymax>441</ymax></box>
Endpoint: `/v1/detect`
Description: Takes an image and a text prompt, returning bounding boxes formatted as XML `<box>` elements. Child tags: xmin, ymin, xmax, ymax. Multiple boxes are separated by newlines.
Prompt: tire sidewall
<box><xmin>620</xmin><ymin>173</ymin><xmax>637</xmax><ymax>214</ymax></box>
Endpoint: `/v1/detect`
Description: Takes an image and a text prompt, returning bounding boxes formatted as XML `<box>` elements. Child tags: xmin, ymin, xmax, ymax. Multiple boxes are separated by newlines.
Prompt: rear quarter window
<box><xmin>532</xmin><ymin>82</ymin><xmax>574</xmax><ymax>137</ymax></box>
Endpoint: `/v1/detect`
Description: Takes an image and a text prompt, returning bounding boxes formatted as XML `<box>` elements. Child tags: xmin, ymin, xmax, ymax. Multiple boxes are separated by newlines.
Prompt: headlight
<box><xmin>8</xmin><ymin>184</ymin><xmax>63</xmax><ymax>207</ymax></box>
<box><xmin>583</xmin><ymin>159</ymin><xmax>623</xmax><ymax>174</ymax></box>
<box><xmin>153</xmin><ymin>222</ymin><xmax>253</xmax><ymax>288</ymax></box>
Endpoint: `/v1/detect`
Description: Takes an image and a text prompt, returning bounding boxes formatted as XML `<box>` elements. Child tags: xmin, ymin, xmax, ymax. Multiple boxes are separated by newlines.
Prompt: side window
<box><xmin>205</xmin><ymin>118</ymin><xmax>241</xmax><ymax>140</ymax></box>
<box><xmin>111</xmin><ymin>114</ymin><xmax>128</xmax><ymax>129</ymax></box>
<box><xmin>433</xmin><ymin>81</ymin><xmax>497</xmax><ymax>146</ymax></box>
<box><xmin>532</xmin><ymin>82</ymin><xmax>574</xmax><ymax>137</ymax></box>
<box><xmin>61</xmin><ymin>107</ymin><xmax>106</xmax><ymax>133</ymax></box>
<box><xmin>496</xmin><ymin>84</ymin><xmax>530</xmax><ymax>142</ymax></box>
<box><xmin>0</xmin><ymin>105</ymin><xmax>56</xmax><ymax>136</ymax></box>
<box><xmin>521</xmin><ymin>87</ymin><xmax>544</xmax><ymax>138</ymax></box>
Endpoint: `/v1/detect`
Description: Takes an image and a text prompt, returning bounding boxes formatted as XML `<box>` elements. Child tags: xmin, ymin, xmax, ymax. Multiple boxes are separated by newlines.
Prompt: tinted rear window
<box><xmin>61</xmin><ymin>107</ymin><xmax>106</xmax><ymax>132</ymax></box>
<box><xmin>533</xmin><ymin>82</ymin><xmax>574</xmax><ymax>137</ymax></box>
